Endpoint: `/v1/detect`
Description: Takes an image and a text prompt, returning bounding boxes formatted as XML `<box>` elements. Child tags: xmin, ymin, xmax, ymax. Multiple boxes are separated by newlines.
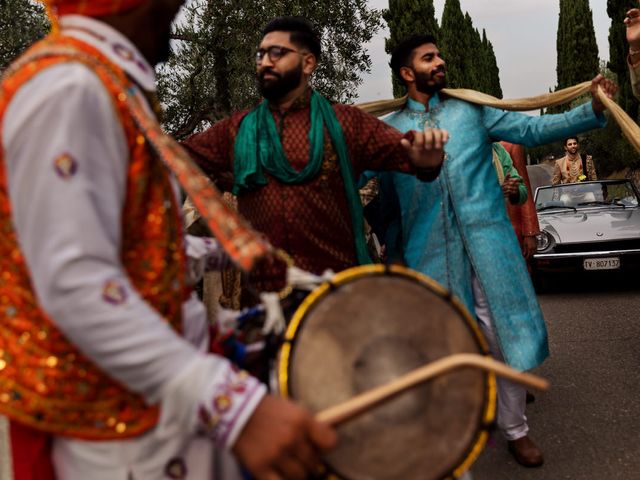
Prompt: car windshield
<box><xmin>535</xmin><ymin>181</ymin><xmax>639</xmax><ymax>211</ymax></box>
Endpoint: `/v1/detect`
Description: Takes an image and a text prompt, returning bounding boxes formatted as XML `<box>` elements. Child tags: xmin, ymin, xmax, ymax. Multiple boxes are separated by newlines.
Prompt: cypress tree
<box><xmin>556</xmin><ymin>0</ymin><xmax>599</xmax><ymax>90</ymax></box>
<box><xmin>465</xmin><ymin>14</ymin><xmax>483</xmax><ymax>91</ymax></box>
<box><xmin>438</xmin><ymin>0</ymin><xmax>501</xmax><ymax>94</ymax></box>
<box><xmin>482</xmin><ymin>29</ymin><xmax>503</xmax><ymax>98</ymax></box>
<box><xmin>383</xmin><ymin>0</ymin><xmax>439</xmax><ymax>97</ymax></box>
<box><xmin>383</xmin><ymin>0</ymin><xmax>502</xmax><ymax>96</ymax></box>
<box><xmin>607</xmin><ymin>0</ymin><xmax>638</xmax><ymax>119</ymax></box>
<box><xmin>603</xmin><ymin>1</ymin><xmax>640</xmax><ymax>171</ymax></box>
<box><xmin>439</xmin><ymin>0</ymin><xmax>472</xmax><ymax>89</ymax></box>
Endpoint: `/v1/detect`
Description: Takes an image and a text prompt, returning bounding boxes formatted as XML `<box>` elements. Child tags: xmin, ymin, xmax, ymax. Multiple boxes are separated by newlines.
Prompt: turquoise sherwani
<box><xmin>377</xmin><ymin>95</ymin><xmax>605</xmax><ymax>371</ymax></box>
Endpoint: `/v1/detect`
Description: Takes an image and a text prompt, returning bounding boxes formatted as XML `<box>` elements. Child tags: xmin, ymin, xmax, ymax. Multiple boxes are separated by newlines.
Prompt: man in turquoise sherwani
<box><xmin>374</xmin><ymin>34</ymin><xmax>616</xmax><ymax>468</ymax></box>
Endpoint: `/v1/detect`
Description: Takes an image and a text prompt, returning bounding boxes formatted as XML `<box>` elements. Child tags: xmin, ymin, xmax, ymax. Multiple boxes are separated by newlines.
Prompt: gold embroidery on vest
<box><xmin>0</xmin><ymin>36</ymin><xmax>185</xmax><ymax>439</ymax></box>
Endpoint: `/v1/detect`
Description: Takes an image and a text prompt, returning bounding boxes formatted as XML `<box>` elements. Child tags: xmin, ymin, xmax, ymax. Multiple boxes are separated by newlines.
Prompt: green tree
<box><xmin>464</xmin><ymin>14</ymin><xmax>483</xmax><ymax>91</ymax></box>
<box><xmin>482</xmin><ymin>29</ymin><xmax>502</xmax><ymax>98</ymax></box>
<box><xmin>158</xmin><ymin>0</ymin><xmax>382</xmax><ymax>139</ymax></box>
<box><xmin>605</xmin><ymin>0</ymin><xmax>640</xmax><ymax>171</ymax></box>
<box><xmin>552</xmin><ymin>0</ymin><xmax>640</xmax><ymax>175</ymax></box>
<box><xmin>593</xmin><ymin>58</ymin><xmax>640</xmax><ymax>173</ymax></box>
<box><xmin>382</xmin><ymin>0</ymin><xmax>439</xmax><ymax>97</ymax></box>
<box><xmin>438</xmin><ymin>0</ymin><xmax>470</xmax><ymax>89</ymax></box>
<box><xmin>607</xmin><ymin>0</ymin><xmax>638</xmax><ymax>118</ymax></box>
<box><xmin>534</xmin><ymin>61</ymin><xmax>640</xmax><ymax>175</ymax></box>
<box><xmin>437</xmin><ymin>0</ymin><xmax>501</xmax><ymax>95</ymax></box>
<box><xmin>0</xmin><ymin>0</ymin><xmax>49</xmax><ymax>73</ymax></box>
<box><xmin>555</xmin><ymin>0</ymin><xmax>599</xmax><ymax>91</ymax></box>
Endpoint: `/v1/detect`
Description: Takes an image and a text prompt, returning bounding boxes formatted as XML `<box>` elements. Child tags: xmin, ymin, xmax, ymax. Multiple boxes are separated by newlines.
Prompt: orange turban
<box><xmin>48</xmin><ymin>0</ymin><xmax>146</xmax><ymax>16</ymax></box>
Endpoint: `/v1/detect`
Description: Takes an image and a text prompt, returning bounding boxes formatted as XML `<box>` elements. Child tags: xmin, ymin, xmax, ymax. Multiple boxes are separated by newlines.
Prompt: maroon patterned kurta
<box><xmin>183</xmin><ymin>93</ymin><xmax>421</xmax><ymax>291</ymax></box>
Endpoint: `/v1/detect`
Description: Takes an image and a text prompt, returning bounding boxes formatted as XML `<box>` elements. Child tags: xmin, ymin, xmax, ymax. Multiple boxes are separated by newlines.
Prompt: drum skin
<box><xmin>277</xmin><ymin>265</ymin><xmax>496</xmax><ymax>480</ymax></box>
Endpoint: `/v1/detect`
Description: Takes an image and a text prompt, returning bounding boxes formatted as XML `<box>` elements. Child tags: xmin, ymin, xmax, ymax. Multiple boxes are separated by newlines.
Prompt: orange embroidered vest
<box><xmin>0</xmin><ymin>36</ymin><xmax>187</xmax><ymax>439</ymax></box>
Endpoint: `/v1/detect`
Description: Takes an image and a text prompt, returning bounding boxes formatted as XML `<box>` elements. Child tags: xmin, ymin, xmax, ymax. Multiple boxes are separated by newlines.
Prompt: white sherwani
<box><xmin>1</xmin><ymin>15</ymin><xmax>263</xmax><ymax>480</ymax></box>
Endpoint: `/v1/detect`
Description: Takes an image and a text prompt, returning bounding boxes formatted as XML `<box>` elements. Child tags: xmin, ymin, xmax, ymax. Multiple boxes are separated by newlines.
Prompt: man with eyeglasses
<box><xmin>0</xmin><ymin>3</ymin><xmax>339</xmax><ymax>480</ymax></box>
<box><xmin>183</xmin><ymin>16</ymin><xmax>447</xmax><ymax>295</ymax></box>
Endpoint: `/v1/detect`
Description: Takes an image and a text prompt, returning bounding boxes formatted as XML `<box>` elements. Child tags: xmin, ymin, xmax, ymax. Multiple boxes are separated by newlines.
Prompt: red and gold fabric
<box><xmin>1</xmin><ymin>34</ymin><xmax>271</xmax><ymax>446</ymax></box>
<box><xmin>500</xmin><ymin>142</ymin><xmax>541</xmax><ymax>245</ymax></box>
<box><xmin>183</xmin><ymin>94</ymin><xmax>417</xmax><ymax>292</ymax></box>
<box><xmin>46</xmin><ymin>0</ymin><xmax>146</xmax><ymax>17</ymax></box>
<box><xmin>0</xmin><ymin>36</ymin><xmax>186</xmax><ymax>439</ymax></box>
<box><xmin>551</xmin><ymin>153</ymin><xmax>598</xmax><ymax>184</ymax></box>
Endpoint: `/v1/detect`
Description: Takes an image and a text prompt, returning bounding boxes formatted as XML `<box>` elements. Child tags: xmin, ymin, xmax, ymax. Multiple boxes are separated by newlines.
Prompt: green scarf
<box><xmin>233</xmin><ymin>90</ymin><xmax>371</xmax><ymax>265</ymax></box>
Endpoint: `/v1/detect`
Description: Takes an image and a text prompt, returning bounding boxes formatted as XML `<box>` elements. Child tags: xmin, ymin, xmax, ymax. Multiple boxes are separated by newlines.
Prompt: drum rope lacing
<box><xmin>215</xmin><ymin>266</ymin><xmax>336</xmax><ymax>347</ymax></box>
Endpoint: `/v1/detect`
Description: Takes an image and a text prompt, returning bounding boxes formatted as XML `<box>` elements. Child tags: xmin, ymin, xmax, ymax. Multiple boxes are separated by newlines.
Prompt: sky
<box><xmin>357</xmin><ymin>0</ymin><xmax>614</xmax><ymax>103</ymax></box>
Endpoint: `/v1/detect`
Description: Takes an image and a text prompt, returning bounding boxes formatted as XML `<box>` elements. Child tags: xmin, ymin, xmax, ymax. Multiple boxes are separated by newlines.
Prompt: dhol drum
<box><xmin>277</xmin><ymin>265</ymin><xmax>496</xmax><ymax>480</ymax></box>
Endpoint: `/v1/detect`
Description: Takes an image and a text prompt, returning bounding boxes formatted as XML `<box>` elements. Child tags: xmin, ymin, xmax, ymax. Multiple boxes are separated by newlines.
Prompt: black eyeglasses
<box><xmin>255</xmin><ymin>45</ymin><xmax>302</xmax><ymax>64</ymax></box>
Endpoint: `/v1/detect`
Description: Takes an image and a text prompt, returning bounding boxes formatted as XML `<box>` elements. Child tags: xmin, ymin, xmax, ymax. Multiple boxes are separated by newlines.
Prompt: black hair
<box><xmin>262</xmin><ymin>17</ymin><xmax>321</xmax><ymax>61</ymax></box>
<box><xmin>564</xmin><ymin>136</ymin><xmax>579</xmax><ymax>146</ymax></box>
<box><xmin>390</xmin><ymin>34</ymin><xmax>438</xmax><ymax>85</ymax></box>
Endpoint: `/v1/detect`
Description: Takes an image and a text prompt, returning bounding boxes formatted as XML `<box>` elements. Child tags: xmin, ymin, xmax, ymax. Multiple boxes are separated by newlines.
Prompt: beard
<box><xmin>414</xmin><ymin>67</ymin><xmax>446</xmax><ymax>95</ymax></box>
<box><xmin>257</xmin><ymin>62</ymin><xmax>303</xmax><ymax>101</ymax></box>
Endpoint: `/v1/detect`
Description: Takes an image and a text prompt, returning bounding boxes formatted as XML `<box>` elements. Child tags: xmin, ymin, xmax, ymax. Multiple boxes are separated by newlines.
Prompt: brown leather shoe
<box><xmin>507</xmin><ymin>436</ymin><xmax>544</xmax><ymax>467</ymax></box>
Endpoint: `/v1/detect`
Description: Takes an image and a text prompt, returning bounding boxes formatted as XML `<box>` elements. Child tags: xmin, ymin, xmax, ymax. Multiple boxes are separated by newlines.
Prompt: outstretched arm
<box><xmin>483</xmin><ymin>78</ymin><xmax>614</xmax><ymax>148</ymax></box>
<box><xmin>341</xmin><ymin>106</ymin><xmax>445</xmax><ymax>180</ymax></box>
<box><xmin>181</xmin><ymin>116</ymin><xmax>239</xmax><ymax>192</ymax></box>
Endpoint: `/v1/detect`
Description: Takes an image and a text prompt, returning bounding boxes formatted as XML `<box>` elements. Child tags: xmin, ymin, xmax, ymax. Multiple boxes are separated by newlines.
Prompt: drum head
<box><xmin>277</xmin><ymin>265</ymin><xmax>495</xmax><ymax>480</ymax></box>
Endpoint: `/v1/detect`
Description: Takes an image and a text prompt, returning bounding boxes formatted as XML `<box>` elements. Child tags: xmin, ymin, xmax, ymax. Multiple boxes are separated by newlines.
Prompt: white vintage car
<box><xmin>533</xmin><ymin>179</ymin><xmax>640</xmax><ymax>278</ymax></box>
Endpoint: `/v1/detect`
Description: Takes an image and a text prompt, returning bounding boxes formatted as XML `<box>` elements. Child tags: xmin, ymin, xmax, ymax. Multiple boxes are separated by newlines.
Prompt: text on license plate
<box><xmin>583</xmin><ymin>257</ymin><xmax>620</xmax><ymax>270</ymax></box>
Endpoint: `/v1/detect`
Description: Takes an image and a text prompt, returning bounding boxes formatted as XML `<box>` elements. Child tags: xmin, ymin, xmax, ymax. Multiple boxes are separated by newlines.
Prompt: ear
<box><xmin>302</xmin><ymin>53</ymin><xmax>317</xmax><ymax>76</ymax></box>
<box><xmin>400</xmin><ymin>66</ymin><xmax>415</xmax><ymax>84</ymax></box>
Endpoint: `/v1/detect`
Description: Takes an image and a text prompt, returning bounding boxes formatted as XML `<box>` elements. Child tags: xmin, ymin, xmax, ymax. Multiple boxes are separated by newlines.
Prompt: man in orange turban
<box><xmin>1</xmin><ymin>2</ymin><xmax>337</xmax><ymax>480</ymax></box>
<box><xmin>48</xmin><ymin>0</ymin><xmax>146</xmax><ymax>17</ymax></box>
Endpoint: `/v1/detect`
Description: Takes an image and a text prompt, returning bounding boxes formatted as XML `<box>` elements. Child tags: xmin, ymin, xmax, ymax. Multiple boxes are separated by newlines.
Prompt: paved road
<box><xmin>472</xmin><ymin>274</ymin><xmax>640</xmax><ymax>479</ymax></box>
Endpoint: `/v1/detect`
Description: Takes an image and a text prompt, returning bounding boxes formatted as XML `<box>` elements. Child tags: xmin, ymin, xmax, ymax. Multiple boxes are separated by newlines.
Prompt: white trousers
<box><xmin>472</xmin><ymin>274</ymin><xmax>529</xmax><ymax>441</ymax></box>
<box><xmin>52</xmin><ymin>432</ymin><xmax>244</xmax><ymax>480</ymax></box>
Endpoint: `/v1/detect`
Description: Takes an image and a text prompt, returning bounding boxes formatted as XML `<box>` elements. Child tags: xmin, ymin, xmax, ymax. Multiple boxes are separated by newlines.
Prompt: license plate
<box><xmin>583</xmin><ymin>257</ymin><xmax>620</xmax><ymax>270</ymax></box>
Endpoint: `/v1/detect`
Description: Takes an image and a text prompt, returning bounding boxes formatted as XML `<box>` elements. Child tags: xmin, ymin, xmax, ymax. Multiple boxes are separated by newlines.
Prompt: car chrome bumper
<box><xmin>533</xmin><ymin>248</ymin><xmax>640</xmax><ymax>273</ymax></box>
<box><xmin>534</xmin><ymin>248</ymin><xmax>640</xmax><ymax>260</ymax></box>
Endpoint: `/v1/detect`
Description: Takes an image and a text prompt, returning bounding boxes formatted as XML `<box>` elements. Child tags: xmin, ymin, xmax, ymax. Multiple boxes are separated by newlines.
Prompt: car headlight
<box><xmin>536</xmin><ymin>231</ymin><xmax>555</xmax><ymax>252</ymax></box>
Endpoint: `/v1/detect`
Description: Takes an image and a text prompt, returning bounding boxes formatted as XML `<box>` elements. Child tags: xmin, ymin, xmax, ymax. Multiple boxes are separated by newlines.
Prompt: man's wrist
<box><xmin>198</xmin><ymin>366</ymin><xmax>267</xmax><ymax>449</ymax></box>
<box><xmin>415</xmin><ymin>163</ymin><xmax>442</xmax><ymax>182</ymax></box>
<box><xmin>590</xmin><ymin>98</ymin><xmax>604</xmax><ymax>116</ymax></box>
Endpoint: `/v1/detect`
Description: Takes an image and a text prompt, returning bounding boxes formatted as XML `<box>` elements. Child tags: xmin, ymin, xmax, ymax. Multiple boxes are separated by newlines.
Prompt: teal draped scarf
<box><xmin>233</xmin><ymin>91</ymin><xmax>371</xmax><ymax>265</ymax></box>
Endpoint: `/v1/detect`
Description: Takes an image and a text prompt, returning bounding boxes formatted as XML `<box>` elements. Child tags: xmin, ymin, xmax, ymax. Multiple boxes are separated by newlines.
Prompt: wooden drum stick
<box><xmin>316</xmin><ymin>353</ymin><xmax>549</xmax><ymax>427</ymax></box>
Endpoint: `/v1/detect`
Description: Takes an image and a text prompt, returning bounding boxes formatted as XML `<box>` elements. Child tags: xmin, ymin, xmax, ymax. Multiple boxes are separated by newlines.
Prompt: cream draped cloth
<box><xmin>357</xmin><ymin>82</ymin><xmax>640</xmax><ymax>154</ymax></box>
